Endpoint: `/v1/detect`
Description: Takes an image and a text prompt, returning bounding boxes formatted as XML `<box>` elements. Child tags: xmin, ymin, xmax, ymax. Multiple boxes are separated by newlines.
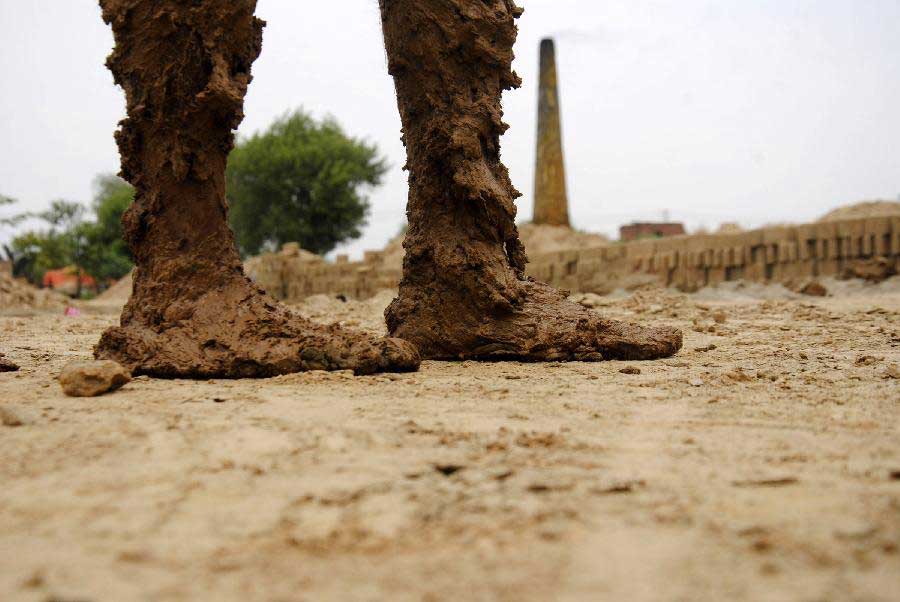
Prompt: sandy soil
<box><xmin>1</xmin><ymin>283</ymin><xmax>899</xmax><ymax>602</ymax></box>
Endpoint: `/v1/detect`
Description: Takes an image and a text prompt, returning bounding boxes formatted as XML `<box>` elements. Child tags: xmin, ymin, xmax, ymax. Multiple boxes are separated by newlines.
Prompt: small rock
<box><xmin>695</xmin><ymin>344</ymin><xmax>717</xmax><ymax>353</ymax></box>
<box><xmin>58</xmin><ymin>360</ymin><xmax>131</xmax><ymax>397</ymax></box>
<box><xmin>0</xmin><ymin>406</ymin><xmax>25</xmax><ymax>427</ymax></box>
<box><xmin>0</xmin><ymin>353</ymin><xmax>19</xmax><ymax>373</ymax></box>
<box><xmin>799</xmin><ymin>281</ymin><xmax>828</xmax><ymax>297</ymax></box>
<box><xmin>619</xmin><ymin>366</ymin><xmax>641</xmax><ymax>375</ymax></box>
<box><xmin>883</xmin><ymin>364</ymin><xmax>900</xmax><ymax>380</ymax></box>
<box><xmin>712</xmin><ymin>311</ymin><xmax>728</xmax><ymax>324</ymax></box>
<box><xmin>855</xmin><ymin>355</ymin><xmax>879</xmax><ymax>366</ymax></box>
<box><xmin>725</xmin><ymin>368</ymin><xmax>753</xmax><ymax>383</ymax></box>
<box><xmin>689</xmin><ymin>378</ymin><xmax>704</xmax><ymax>387</ymax></box>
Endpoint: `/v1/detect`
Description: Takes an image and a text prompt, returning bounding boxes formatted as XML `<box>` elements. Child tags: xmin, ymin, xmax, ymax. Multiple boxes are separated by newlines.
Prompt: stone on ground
<box><xmin>800</xmin><ymin>281</ymin><xmax>829</xmax><ymax>297</ymax></box>
<box><xmin>0</xmin><ymin>353</ymin><xmax>19</xmax><ymax>373</ymax></box>
<box><xmin>59</xmin><ymin>360</ymin><xmax>131</xmax><ymax>397</ymax></box>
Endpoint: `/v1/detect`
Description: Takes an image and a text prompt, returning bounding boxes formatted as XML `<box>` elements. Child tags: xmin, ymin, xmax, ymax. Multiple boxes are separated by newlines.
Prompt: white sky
<box><xmin>1</xmin><ymin>0</ymin><xmax>898</xmax><ymax>257</ymax></box>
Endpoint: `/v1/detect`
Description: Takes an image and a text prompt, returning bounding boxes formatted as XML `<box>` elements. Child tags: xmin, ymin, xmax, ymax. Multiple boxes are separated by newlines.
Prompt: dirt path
<box><xmin>1</xmin><ymin>286</ymin><xmax>898</xmax><ymax>601</ymax></box>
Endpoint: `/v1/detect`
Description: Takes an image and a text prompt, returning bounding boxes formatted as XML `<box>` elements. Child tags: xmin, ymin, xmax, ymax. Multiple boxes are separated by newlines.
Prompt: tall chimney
<box><xmin>533</xmin><ymin>38</ymin><xmax>570</xmax><ymax>227</ymax></box>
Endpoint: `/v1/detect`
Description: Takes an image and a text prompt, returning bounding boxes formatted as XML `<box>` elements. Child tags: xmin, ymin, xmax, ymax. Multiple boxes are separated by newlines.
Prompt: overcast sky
<box><xmin>1</xmin><ymin>0</ymin><xmax>898</xmax><ymax>257</ymax></box>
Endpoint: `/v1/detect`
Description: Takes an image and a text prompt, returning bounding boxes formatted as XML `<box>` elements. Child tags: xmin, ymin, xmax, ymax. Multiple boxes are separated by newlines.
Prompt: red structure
<box><xmin>619</xmin><ymin>222</ymin><xmax>686</xmax><ymax>242</ymax></box>
<box><xmin>42</xmin><ymin>267</ymin><xmax>98</xmax><ymax>296</ymax></box>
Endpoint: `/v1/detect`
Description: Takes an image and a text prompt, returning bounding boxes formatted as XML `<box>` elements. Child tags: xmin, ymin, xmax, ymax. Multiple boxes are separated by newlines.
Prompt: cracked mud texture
<box><xmin>1</xmin><ymin>285</ymin><xmax>898</xmax><ymax>600</ymax></box>
<box><xmin>94</xmin><ymin>0</ymin><xmax>418</xmax><ymax>377</ymax></box>
<box><xmin>379</xmin><ymin>0</ymin><xmax>681</xmax><ymax>362</ymax></box>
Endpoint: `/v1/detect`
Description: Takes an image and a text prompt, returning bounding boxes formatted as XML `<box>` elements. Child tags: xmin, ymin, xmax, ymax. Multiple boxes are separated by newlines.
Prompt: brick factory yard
<box><xmin>1</xmin><ymin>281</ymin><xmax>899</xmax><ymax>601</ymax></box>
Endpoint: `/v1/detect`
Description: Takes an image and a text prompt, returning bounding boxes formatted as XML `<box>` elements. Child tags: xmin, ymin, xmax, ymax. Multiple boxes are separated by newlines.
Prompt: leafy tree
<box><xmin>10</xmin><ymin>200</ymin><xmax>86</xmax><ymax>287</ymax></box>
<box><xmin>77</xmin><ymin>175</ymin><xmax>134</xmax><ymax>283</ymax></box>
<box><xmin>6</xmin><ymin>176</ymin><xmax>134</xmax><ymax>292</ymax></box>
<box><xmin>226</xmin><ymin>110</ymin><xmax>387</xmax><ymax>256</ymax></box>
<box><xmin>1</xmin><ymin>195</ymin><xmax>24</xmax><ymax>262</ymax></box>
<box><xmin>0</xmin><ymin>194</ymin><xmax>15</xmax><ymax>216</ymax></box>
<box><xmin>0</xmin><ymin>195</ymin><xmax>27</xmax><ymax>232</ymax></box>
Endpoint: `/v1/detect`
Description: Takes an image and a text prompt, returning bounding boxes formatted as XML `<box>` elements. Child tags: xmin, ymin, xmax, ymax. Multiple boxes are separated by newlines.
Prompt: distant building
<box><xmin>619</xmin><ymin>222</ymin><xmax>686</xmax><ymax>242</ymax></box>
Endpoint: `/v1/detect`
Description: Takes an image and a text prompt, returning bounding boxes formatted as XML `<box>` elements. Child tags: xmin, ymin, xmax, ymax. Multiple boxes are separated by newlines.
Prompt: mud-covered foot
<box><xmin>95</xmin><ymin>1</ymin><xmax>419</xmax><ymax>379</ymax></box>
<box><xmin>96</xmin><ymin>277</ymin><xmax>420</xmax><ymax>378</ymax></box>
<box><xmin>387</xmin><ymin>280</ymin><xmax>682</xmax><ymax>362</ymax></box>
<box><xmin>379</xmin><ymin>0</ymin><xmax>680</xmax><ymax>364</ymax></box>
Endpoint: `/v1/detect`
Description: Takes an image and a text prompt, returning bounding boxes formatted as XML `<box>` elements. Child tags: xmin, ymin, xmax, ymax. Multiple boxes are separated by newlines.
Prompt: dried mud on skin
<box><xmin>94</xmin><ymin>0</ymin><xmax>418</xmax><ymax>377</ymax></box>
<box><xmin>379</xmin><ymin>0</ymin><xmax>681</xmax><ymax>361</ymax></box>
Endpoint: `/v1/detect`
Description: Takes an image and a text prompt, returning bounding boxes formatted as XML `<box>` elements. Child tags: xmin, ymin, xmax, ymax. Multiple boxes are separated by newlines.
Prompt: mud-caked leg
<box><xmin>378</xmin><ymin>0</ymin><xmax>681</xmax><ymax>362</ymax></box>
<box><xmin>95</xmin><ymin>0</ymin><xmax>419</xmax><ymax>377</ymax></box>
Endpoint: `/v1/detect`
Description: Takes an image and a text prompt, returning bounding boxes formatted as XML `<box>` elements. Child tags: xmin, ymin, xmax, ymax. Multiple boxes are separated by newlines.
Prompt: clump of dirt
<box><xmin>799</xmin><ymin>281</ymin><xmax>829</xmax><ymax>297</ymax></box>
<box><xmin>379</xmin><ymin>0</ymin><xmax>681</xmax><ymax>362</ymax></box>
<box><xmin>0</xmin><ymin>271</ymin><xmax>67</xmax><ymax>313</ymax></box>
<box><xmin>94</xmin><ymin>0</ymin><xmax>418</xmax><ymax>377</ymax></box>
<box><xmin>818</xmin><ymin>200</ymin><xmax>900</xmax><ymax>222</ymax></box>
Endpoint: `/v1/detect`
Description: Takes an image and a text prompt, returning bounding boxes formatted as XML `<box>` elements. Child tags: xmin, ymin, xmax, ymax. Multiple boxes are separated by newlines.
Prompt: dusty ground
<box><xmin>1</xmin><ymin>281</ymin><xmax>899</xmax><ymax>602</ymax></box>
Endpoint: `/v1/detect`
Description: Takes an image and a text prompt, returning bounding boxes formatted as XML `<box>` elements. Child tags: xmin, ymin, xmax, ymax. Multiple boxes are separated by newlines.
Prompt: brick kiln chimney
<box><xmin>533</xmin><ymin>38</ymin><xmax>571</xmax><ymax>227</ymax></box>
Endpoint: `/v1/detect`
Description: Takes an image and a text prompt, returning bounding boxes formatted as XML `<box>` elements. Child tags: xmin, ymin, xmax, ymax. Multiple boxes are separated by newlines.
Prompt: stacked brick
<box><xmin>249</xmin><ymin>216</ymin><xmax>900</xmax><ymax>302</ymax></box>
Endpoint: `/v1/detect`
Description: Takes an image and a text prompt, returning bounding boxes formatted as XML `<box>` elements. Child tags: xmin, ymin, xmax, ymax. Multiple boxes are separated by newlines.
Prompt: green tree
<box><xmin>10</xmin><ymin>199</ymin><xmax>85</xmax><ymax>287</ymax></box>
<box><xmin>0</xmin><ymin>194</ymin><xmax>27</xmax><ymax>231</ymax></box>
<box><xmin>77</xmin><ymin>175</ymin><xmax>134</xmax><ymax>283</ymax></box>
<box><xmin>6</xmin><ymin>176</ymin><xmax>134</xmax><ymax>292</ymax></box>
<box><xmin>226</xmin><ymin>110</ymin><xmax>387</xmax><ymax>256</ymax></box>
<box><xmin>1</xmin><ymin>195</ymin><xmax>23</xmax><ymax>261</ymax></box>
<box><xmin>0</xmin><ymin>194</ymin><xmax>15</xmax><ymax>216</ymax></box>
